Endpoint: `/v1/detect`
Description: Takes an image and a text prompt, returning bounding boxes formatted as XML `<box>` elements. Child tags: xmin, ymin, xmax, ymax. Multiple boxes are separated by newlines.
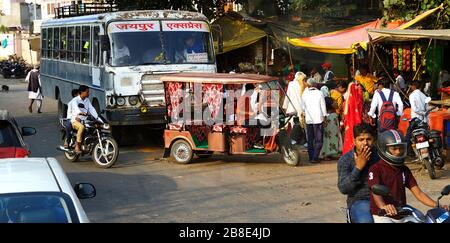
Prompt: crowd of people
<box><xmin>281</xmin><ymin>61</ymin><xmax>450</xmax><ymax>223</ymax></box>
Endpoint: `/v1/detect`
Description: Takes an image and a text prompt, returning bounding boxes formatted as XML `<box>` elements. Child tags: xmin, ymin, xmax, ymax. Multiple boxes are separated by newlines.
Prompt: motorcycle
<box><xmin>409</xmin><ymin>98</ymin><xmax>444</xmax><ymax>179</ymax></box>
<box><xmin>371</xmin><ymin>184</ymin><xmax>450</xmax><ymax>223</ymax></box>
<box><xmin>57</xmin><ymin>104</ymin><xmax>119</xmax><ymax>168</ymax></box>
<box><xmin>1</xmin><ymin>61</ymin><xmax>26</xmax><ymax>79</ymax></box>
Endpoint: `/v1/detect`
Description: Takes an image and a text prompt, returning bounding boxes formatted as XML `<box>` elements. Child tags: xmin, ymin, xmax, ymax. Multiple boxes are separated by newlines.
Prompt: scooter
<box><xmin>371</xmin><ymin>184</ymin><xmax>450</xmax><ymax>223</ymax></box>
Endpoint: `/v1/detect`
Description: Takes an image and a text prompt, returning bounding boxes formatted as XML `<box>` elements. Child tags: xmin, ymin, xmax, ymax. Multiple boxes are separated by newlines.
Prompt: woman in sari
<box><xmin>342</xmin><ymin>81</ymin><xmax>364</xmax><ymax>154</ymax></box>
<box><xmin>320</xmin><ymin>97</ymin><xmax>343</xmax><ymax>160</ymax></box>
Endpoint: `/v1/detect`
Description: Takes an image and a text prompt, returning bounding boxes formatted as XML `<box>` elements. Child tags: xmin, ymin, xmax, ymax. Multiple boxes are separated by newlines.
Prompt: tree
<box><xmin>382</xmin><ymin>0</ymin><xmax>450</xmax><ymax>28</ymax></box>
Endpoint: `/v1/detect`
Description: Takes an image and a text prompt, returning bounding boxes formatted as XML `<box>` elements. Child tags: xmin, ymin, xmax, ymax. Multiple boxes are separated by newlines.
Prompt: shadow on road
<box><xmin>68</xmin><ymin>171</ymin><xmax>177</xmax><ymax>222</ymax></box>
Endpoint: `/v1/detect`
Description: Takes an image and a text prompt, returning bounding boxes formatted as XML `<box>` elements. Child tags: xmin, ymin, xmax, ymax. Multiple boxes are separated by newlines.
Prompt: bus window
<box><xmin>60</xmin><ymin>27</ymin><xmax>67</xmax><ymax>60</ymax></box>
<box><xmin>81</xmin><ymin>26</ymin><xmax>90</xmax><ymax>64</ymax></box>
<box><xmin>75</xmin><ymin>26</ymin><xmax>81</xmax><ymax>63</ymax></box>
<box><xmin>164</xmin><ymin>32</ymin><xmax>213</xmax><ymax>64</ymax></box>
<box><xmin>67</xmin><ymin>27</ymin><xmax>75</xmax><ymax>62</ymax></box>
<box><xmin>93</xmin><ymin>26</ymin><xmax>100</xmax><ymax>66</ymax></box>
<box><xmin>111</xmin><ymin>33</ymin><xmax>164</xmax><ymax>66</ymax></box>
<box><xmin>47</xmin><ymin>28</ymin><xmax>53</xmax><ymax>58</ymax></box>
<box><xmin>53</xmin><ymin>27</ymin><xmax>60</xmax><ymax>59</ymax></box>
<box><xmin>42</xmin><ymin>28</ymin><xmax>47</xmax><ymax>58</ymax></box>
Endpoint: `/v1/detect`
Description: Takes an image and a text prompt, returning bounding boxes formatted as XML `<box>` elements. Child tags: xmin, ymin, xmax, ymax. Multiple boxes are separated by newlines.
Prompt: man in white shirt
<box><xmin>393</xmin><ymin>68</ymin><xmax>406</xmax><ymax>92</ymax></box>
<box><xmin>114</xmin><ymin>39</ymin><xmax>130</xmax><ymax>65</ymax></box>
<box><xmin>70</xmin><ymin>85</ymin><xmax>102</xmax><ymax>153</ymax></box>
<box><xmin>321</xmin><ymin>62</ymin><xmax>334</xmax><ymax>82</ymax></box>
<box><xmin>406</xmin><ymin>80</ymin><xmax>431</xmax><ymax>149</ymax></box>
<box><xmin>310</xmin><ymin>67</ymin><xmax>323</xmax><ymax>83</ymax></box>
<box><xmin>367</xmin><ymin>80</ymin><xmax>403</xmax><ymax>132</ymax></box>
<box><xmin>301</xmin><ymin>78</ymin><xmax>327</xmax><ymax>163</ymax></box>
<box><xmin>63</xmin><ymin>89</ymin><xmax>80</xmax><ymax>148</ymax></box>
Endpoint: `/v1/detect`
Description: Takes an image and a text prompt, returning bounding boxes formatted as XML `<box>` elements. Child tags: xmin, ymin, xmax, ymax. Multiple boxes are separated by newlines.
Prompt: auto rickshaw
<box><xmin>161</xmin><ymin>72</ymin><xmax>300</xmax><ymax>166</ymax></box>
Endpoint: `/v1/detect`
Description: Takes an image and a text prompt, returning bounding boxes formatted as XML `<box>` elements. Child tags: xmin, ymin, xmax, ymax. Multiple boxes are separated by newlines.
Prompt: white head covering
<box><xmin>320</xmin><ymin>86</ymin><xmax>330</xmax><ymax>97</ymax></box>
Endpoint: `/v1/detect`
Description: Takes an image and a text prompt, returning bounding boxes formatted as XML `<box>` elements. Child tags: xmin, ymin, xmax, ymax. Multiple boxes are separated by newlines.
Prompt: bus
<box><xmin>40</xmin><ymin>10</ymin><xmax>217</xmax><ymax>136</ymax></box>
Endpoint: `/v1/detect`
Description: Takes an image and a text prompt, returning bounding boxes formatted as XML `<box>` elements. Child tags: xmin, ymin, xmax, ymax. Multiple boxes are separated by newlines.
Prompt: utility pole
<box><xmin>34</xmin><ymin>0</ymin><xmax>37</xmax><ymax>20</ymax></box>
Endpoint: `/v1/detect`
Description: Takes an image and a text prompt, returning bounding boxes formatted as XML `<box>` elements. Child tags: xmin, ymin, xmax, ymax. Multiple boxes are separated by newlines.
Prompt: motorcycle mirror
<box><xmin>441</xmin><ymin>185</ymin><xmax>450</xmax><ymax>196</ymax></box>
<box><xmin>425</xmin><ymin>97</ymin><xmax>432</xmax><ymax>103</ymax></box>
<box><xmin>371</xmin><ymin>184</ymin><xmax>390</xmax><ymax>197</ymax></box>
<box><xmin>78</xmin><ymin>103</ymin><xmax>85</xmax><ymax>108</ymax></box>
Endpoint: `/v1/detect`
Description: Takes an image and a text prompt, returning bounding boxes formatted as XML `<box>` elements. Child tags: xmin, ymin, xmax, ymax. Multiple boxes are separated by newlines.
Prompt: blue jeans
<box><xmin>349</xmin><ymin>200</ymin><xmax>374</xmax><ymax>223</ymax></box>
<box><xmin>306</xmin><ymin>123</ymin><xmax>324</xmax><ymax>161</ymax></box>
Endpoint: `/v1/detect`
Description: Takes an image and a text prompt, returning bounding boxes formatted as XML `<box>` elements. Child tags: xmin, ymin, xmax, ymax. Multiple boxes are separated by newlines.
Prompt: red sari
<box><xmin>342</xmin><ymin>82</ymin><xmax>364</xmax><ymax>154</ymax></box>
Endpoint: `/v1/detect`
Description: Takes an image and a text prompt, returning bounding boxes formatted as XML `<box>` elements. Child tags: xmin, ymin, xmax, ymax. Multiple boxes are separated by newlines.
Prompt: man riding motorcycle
<box><xmin>69</xmin><ymin>85</ymin><xmax>103</xmax><ymax>153</ymax></box>
<box><xmin>368</xmin><ymin>130</ymin><xmax>449</xmax><ymax>223</ymax></box>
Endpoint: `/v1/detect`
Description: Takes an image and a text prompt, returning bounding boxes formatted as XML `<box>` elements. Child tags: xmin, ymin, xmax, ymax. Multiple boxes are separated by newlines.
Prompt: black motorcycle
<box><xmin>57</xmin><ymin>105</ymin><xmax>119</xmax><ymax>168</ymax></box>
<box><xmin>372</xmin><ymin>184</ymin><xmax>450</xmax><ymax>223</ymax></box>
<box><xmin>1</xmin><ymin>61</ymin><xmax>26</xmax><ymax>79</ymax></box>
<box><xmin>410</xmin><ymin>108</ymin><xmax>444</xmax><ymax>180</ymax></box>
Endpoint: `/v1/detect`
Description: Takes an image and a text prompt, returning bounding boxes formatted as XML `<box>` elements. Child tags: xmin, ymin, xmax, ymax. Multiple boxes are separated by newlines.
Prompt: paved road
<box><xmin>1</xmin><ymin>78</ymin><xmax>450</xmax><ymax>222</ymax></box>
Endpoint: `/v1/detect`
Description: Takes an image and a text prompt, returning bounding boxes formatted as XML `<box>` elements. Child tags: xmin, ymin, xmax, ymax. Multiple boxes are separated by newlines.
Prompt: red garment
<box><xmin>342</xmin><ymin>82</ymin><xmax>364</xmax><ymax>154</ymax></box>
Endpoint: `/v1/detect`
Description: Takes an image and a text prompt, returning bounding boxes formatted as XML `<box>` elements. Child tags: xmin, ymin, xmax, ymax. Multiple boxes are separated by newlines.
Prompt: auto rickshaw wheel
<box><xmin>171</xmin><ymin>140</ymin><xmax>193</xmax><ymax>164</ymax></box>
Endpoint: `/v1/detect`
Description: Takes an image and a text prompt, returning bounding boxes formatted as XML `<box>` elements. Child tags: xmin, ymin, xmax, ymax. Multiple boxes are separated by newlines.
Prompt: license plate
<box><xmin>416</xmin><ymin>141</ymin><xmax>429</xmax><ymax>149</ymax></box>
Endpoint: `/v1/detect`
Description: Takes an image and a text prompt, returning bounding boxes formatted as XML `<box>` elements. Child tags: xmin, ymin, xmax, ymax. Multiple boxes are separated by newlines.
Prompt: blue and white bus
<box><xmin>40</xmin><ymin>10</ymin><xmax>216</xmax><ymax>131</ymax></box>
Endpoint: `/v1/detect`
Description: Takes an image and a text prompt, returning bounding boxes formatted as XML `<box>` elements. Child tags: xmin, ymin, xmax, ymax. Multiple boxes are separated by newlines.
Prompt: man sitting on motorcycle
<box><xmin>368</xmin><ymin>130</ymin><xmax>449</xmax><ymax>223</ymax></box>
<box><xmin>406</xmin><ymin>80</ymin><xmax>433</xmax><ymax>152</ymax></box>
<box><xmin>64</xmin><ymin>88</ymin><xmax>80</xmax><ymax>148</ymax></box>
<box><xmin>69</xmin><ymin>85</ymin><xmax>102</xmax><ymax>153</ymax></box>
<box><xmin>337</xmin><ymin>123</ymin><xmax>379</xmax><ymax>223</ymax></box>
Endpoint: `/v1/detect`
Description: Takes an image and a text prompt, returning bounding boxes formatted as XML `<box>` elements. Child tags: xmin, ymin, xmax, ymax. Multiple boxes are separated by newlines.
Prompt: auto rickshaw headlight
<box><xmin>116</xmin><ymin>96</ymin><xmax>126</xmax><ymax>106</ymax></box>
<box><xmin>129</xmin><ymin>96</ymin><xmax>139</xmax><ymax>106</ymax></box>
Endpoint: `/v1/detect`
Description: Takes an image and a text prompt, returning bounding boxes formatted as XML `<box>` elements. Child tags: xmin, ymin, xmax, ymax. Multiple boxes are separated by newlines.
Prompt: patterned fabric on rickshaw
<box><xmin>168</xmin><ymin>122</ymin><xmax>183</xmax><ymax>131</ymax></box>
<box><xmin>212</xmin><ymin>124</ymin><xmax>223</xmax><ymax>132</ymax></box>
<box><xmin>230</xmin><ymin>126</ymin><xmax>259</xmax><ymax>150</ymax></box>
<box><xmin>186</xmin><ymin>125</ymin><xmax>210</xmax><ymax>147</ymax></box>
<box><xmin>202</xmin><ymin>83</ymin><xmax>223</xmax><ymax>120</ymax></box>
<box><xmin>165</xmin><ymin>82</ymin><xmax>183</xmax><ymax>119</ymax></box>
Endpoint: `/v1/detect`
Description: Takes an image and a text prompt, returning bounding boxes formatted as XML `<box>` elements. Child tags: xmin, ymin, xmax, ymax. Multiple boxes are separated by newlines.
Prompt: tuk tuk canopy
<box><xmin>287</xmin><ymin>4</ymin><xmax>443</xmax><ymax>54</ymax></box>
<box><xmin>160</xmin><ymin>73</ymin><xmax>277</xmax><ymax>84</ymax></box>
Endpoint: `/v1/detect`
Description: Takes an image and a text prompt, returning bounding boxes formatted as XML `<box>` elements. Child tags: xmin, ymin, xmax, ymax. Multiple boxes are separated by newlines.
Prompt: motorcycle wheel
<box><xmin>64</xmin><ymin>151</ymin><xmax>80</xmax><ymax>162</ymax></box>
<box><xmin>424</xmin><ymin>158</ymin><xmax>437</xmax><ymax>180</ymax></box>
<box><xmin>281</xmin><ymin>144</ymin><xmax>300</xmax><ymax>166</ymax></box>
<box><xmin>92</xmin><ymin>137</ymin><xmax>119</xmax><ymax>168</ymax></box>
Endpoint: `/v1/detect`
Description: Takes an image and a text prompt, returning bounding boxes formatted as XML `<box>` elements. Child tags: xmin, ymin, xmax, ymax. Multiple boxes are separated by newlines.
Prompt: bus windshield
<box><xmin>110</xmin><ymin>20</ymin><xmax>214</xmax><ymax>66</ymax></box>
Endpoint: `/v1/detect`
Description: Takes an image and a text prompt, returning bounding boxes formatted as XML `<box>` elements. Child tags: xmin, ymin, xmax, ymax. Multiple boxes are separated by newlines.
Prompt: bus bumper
<box><xmin>106</xmin><ymin>107</ymin><xmax>165</xmax><ymax>126</ymax></box>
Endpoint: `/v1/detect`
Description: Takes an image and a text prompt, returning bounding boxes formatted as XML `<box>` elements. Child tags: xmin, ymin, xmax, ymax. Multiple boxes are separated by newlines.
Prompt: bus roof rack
<box><xmin>55</xmin><ymin>3</ymin><xmax>118</xmax><ymax>19</ymax></box>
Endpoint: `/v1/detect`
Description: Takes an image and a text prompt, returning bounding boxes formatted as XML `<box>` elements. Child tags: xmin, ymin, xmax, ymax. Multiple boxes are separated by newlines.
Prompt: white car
<box><xmin>0</xmin><ymin>158</ymin><xmax>96</xmax><ymax>223</ymax></box>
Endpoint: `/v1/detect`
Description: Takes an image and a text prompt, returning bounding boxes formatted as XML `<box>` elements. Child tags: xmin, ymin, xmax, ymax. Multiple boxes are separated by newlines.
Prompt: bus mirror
<box><xmin>103</xmin><ymin>51</ymin><xmax>110</xmax><ymax>65</ymax></box>
<box><xmin>100</xmin><ymin>35</ymin><xmax>110</xmax><ymax>50</ymax></box>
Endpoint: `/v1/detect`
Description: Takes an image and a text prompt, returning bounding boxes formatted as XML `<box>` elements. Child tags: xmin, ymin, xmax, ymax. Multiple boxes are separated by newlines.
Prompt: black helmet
<box><xmin>377</xmin><ymin>130</ymin><xmax>407</xmax><ymax>166</ymax></box>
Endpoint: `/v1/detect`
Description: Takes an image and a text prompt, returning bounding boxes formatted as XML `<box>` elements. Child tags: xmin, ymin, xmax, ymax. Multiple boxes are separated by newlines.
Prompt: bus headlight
<box><xmin>116</xmin><ymin>96</ymin><xmax>126</xmax><ymax>106</ymax></box>
<box><xmin>129</xmin><ymin>96</ymin><xmax>139</xmax><ymax>106</ymax></box>
<box><xmin>108</xmin><ymin>96</ymin><xmax>116</xmax><ymax>106</ymax></box>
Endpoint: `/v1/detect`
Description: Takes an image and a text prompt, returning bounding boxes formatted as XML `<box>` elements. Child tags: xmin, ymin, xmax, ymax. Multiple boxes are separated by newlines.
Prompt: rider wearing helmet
<box><xmin>368</xmin><ymin>130</ymin><xmax>449</xmax><ymax>223</ymax></box>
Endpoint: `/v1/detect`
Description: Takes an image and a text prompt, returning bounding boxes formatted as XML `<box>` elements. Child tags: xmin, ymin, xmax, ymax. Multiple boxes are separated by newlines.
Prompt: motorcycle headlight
<box><xmin>129</xmin><ymin>96</ymin><xmax>139</xmax><ymax>106</ymax></box>
<box><xmin>102</xmin><ymin>123</ymin><xmax>110</xmax><ymax>130</ymax></box>
<box><xmin>116</xmin><ymin>96</ymin><xmax>126</xmax><ymax>106</ymax></box>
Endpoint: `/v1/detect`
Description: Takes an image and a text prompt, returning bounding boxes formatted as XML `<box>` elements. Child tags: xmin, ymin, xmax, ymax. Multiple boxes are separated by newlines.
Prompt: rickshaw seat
<box><xmin>230</xmin><ymin>126</ymin><xmax>247</xmax><ymax>134</ymax></box>
<box><xmin>168</xmin><ymin>123</ymin><xmax>183</xmax><ymax>131</ymax></box>
<box><xmin>212</xmin><ymin>124</ymin><xmax>223</xmax><ymax>132</ymax></box>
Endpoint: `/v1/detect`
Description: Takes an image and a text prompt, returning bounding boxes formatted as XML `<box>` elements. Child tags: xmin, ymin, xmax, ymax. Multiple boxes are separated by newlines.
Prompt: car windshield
<box><xmin>0</xmin><ymin>193</ymin><xmax>76</xmax><ymax>223</ymax></box>
<box><xmin>0</xmin><ymin>120</ymin><xmax>20</xmax><ymax>147</ymax></box>
<box><xmin>110</xmin><ymin>21</ymin><xmax>213</xmax><ymax>66</ymax></box>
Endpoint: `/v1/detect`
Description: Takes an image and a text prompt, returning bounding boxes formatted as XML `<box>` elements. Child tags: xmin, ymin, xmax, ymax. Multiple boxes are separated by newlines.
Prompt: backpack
<box><xmin>378</xmin><ymin>90</ymin><xmax>396</xmax><ymax>132</ymax></box>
